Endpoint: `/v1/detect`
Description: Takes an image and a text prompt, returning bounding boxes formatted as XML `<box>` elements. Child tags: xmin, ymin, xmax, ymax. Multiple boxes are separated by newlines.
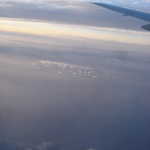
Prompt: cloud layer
<box><xmin>1</xmin><ymin>0</ymin><xmax>150</xmax><ymax>10</ymax></box>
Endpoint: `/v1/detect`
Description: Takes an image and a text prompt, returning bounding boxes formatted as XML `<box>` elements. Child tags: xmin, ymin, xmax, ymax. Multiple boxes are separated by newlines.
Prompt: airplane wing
<box><xmin>93</xmin><ymin>2</ymin><xmax>150</xmax><ymax>22</ymax></box>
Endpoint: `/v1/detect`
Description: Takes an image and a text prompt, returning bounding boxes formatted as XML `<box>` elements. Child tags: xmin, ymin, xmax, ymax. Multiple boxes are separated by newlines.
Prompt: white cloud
<box><xmin>36</xmin><ymin>141</ymin><xmax>54</xmax><ymax>150</ymax></box>
<box><xmin>36</xmin><ymin>60</ymin><xmax>97</xmax><ymax>79</ymax></box>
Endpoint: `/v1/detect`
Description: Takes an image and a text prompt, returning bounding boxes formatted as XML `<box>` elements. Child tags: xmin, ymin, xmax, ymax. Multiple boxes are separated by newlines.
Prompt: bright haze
<box><xmin>0</xmin><ymin>0</ymin><xmax>150</xmax><ymax>150</ymax></box>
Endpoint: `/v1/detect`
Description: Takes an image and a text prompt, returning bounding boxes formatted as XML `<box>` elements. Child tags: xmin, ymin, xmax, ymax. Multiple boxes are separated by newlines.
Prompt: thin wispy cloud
<box><xmin>0</xmin><ymin>18</ymin><xmax>149</xmax><ymax>46</ymax></box>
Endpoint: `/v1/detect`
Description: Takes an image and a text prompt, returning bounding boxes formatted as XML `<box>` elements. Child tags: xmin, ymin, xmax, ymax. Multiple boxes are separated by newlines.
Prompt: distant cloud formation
<box><xmin>0</xmin><ymin>140</ymin><xmax>59</xmax><ymax>150</ymax></box>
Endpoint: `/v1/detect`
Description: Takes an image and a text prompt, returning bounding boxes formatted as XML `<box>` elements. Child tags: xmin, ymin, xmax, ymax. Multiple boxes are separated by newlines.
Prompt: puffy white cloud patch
<box><xmin>0</xmin><ymin>140</ymin><xmax>59</xmax><ymax>150</ymax></box>
<box><xmin>34</xmin><ymin>60</ymin><xmax>97</xmax><ymax>79</ymax></box>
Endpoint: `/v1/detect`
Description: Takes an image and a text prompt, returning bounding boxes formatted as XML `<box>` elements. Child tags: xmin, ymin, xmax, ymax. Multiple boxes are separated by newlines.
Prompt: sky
<box><xmin>1</xmin><ymin>0</ymin><xmax>150</xmax><ymax>10</ymax></box>
<box><xmin>0</xmin><ymin>0</ymin><xmax>150</xmax><ymax>150</ymax></box>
